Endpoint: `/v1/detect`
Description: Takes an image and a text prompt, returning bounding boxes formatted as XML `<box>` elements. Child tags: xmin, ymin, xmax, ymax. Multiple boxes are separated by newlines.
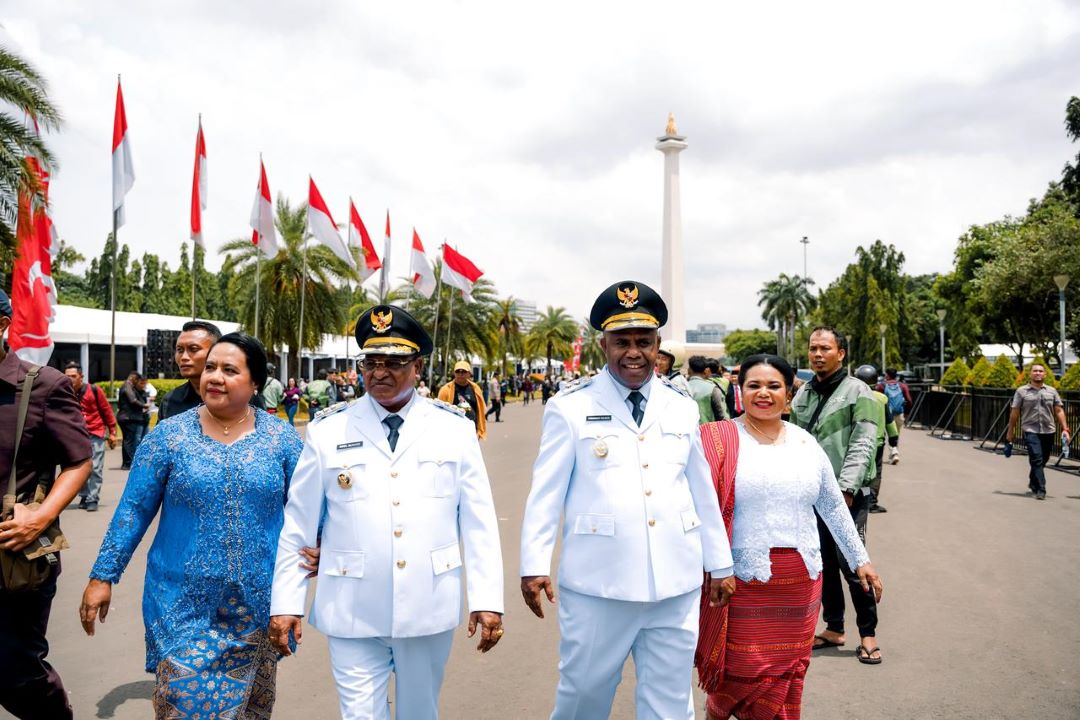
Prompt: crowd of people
<box><xmin>0</xmin><ymin>275</ymin><xmax>1071</xmax><ymax>720</ymax></box>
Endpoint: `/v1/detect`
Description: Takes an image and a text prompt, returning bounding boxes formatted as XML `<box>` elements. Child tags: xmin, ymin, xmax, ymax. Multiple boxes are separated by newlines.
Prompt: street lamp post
<box><xmin>879</xmin><ymin>323</ymin><xmax>888</xmax><ymax>373</ymax></box>
<box><xmin>936</xmin><ymin>309</ymin><xmax>948</xmax><ymax>380</ymax></box>
<box><xmin>1054</xmin><ymin>274</ymin><xmax>1070</xmax><ymax>376</ymax></box>
<box><xmin>800</xmin><ymin>236</ymin><xmax>809</xmax><ymax>279</ymax></box>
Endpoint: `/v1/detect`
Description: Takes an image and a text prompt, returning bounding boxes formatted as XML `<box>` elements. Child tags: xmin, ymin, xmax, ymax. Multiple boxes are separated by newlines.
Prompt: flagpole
<box><xmin>109</xmin><ymin>223</ymin><xmax>117</xmax><ymax>393</ymax></box>
<box><xmin>427</xmin><ymin>244</ymin><xmax>445</xmax><ymax>387</ymax></box>
<box><xmin>298</xmin><ymin>240</ymin><xmax>308</xmax><ymax>380</ymax></box>
<box><xmin>379</xmin><ymin>211</ymin><xmax>390</xmax><ymax>302</ymax></box>
<box><xmin>255</xmin><ymin>250</ymin><xmax>262</xmax><ymax>340</ymax></box>
<box><xmin>191</xmin><ymin>244</ymin><xmax>197</xmax><ymax>320</ymax></box>
<box><xmin>443</xmin><ymin>282</ymin><xmax>456</xmax><ymax>375</ymax></box>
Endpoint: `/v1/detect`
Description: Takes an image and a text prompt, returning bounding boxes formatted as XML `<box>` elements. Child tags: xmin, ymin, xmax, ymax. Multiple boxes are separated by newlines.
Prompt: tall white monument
<box><xmin>656</xmin><ymin>113</ymin><xmax>687</xmax><ymax>343</ymax></box>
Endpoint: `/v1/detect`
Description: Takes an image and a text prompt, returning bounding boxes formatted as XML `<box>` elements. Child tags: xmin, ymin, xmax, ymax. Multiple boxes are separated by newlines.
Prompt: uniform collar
<box><xmin>605</xmin><ymin>367</ymin><xmax>652</xmax><ymax>402</ymax></box>
<box><xmin>370</xmin><ymin>390</ymin><xmax>418</xmax><ymax>423</ymax></box>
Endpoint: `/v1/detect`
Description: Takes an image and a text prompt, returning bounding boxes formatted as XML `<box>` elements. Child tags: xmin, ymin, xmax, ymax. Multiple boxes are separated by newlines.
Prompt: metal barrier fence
<box><xmin>905</xmin><ymin>383</ymin><xmax>1080</xmax><ymax>473</ymax></box>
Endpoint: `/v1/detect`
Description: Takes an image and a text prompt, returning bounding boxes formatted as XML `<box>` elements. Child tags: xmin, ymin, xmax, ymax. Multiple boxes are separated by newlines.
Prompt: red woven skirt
<box><xmin>705</xmin><ymin>549</ymin><xmax>822</xmax><ymax>720</ymax></box>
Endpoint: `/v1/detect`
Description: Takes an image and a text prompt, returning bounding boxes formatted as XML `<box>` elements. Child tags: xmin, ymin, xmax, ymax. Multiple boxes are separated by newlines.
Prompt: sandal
<box><xmin>856</xmin><ymin>644</ymin><xmax>882</xmax><ymax>664</ymax></box>
<box><xmin>812</xmin><ymin>634</ymin><xmax>845</xmax><ymax>650</ymax></box>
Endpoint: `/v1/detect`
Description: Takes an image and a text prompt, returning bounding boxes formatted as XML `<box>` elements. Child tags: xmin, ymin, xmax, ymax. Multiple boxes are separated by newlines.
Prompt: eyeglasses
<box><xmin>360</xmin><ymin>356</ymin><xmax>417</xmax><ymax>371</ymax></box>
<box><xmin>454</xmin><ymin>369</ymin><xmax>470</xmax><ymax>375</ymax></box>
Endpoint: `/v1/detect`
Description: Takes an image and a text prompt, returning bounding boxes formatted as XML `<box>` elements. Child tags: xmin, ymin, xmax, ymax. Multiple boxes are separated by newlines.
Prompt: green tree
<box><xmin>493</xmin><ymin>297</ymin><xmax>524</xmax><ymax>376</ymax></box>
<box><xmin>0</xmin><ymin>43</ymin><xmax>62</xmax><ymax>249</ymax></box>
<box><xmin>525</xmin><ymin>306</ymin><xmax>577</xmax><ymax>375</ymax></box>
<box><xmin>940</xmin><ymin>358</ymin><xmax>970</xmax><ymax>387</ymax></box>
<box><xmin>1061</xmin><ymin>96</ymin><xmax>1080</xmax><ymax>212</ymax></box>
<box><xmin>758</xmin><ymin>273</ymin><xmax>815</xmax><ymax>362</ymax></box>
<box><xmin>986</xmin><ymin>355</ymin><xmax>1019</xmax><ymax>388</ymax></box>
<box><xmin>964</xmin><ymin>356</ymin><xmax>991</xmax><ymax>387</ymax></box>
<box><xmin>579</xmin><ymin>322</ymin><xmax>604</xmax><ymax>372</ymax></box>
<box><xmin>52</xmin><ymin>239</ymin><xmax>97</xmax><ymax>308</ymax></box>
<box><xmin>219</xmin><ymin>196</ymin><xmax>355</xmax><ymax>377</ymax></box>
<box><xmin>1059</xmin><ymin>361</ymin><xmax>1080</xmax><ymax>391</ymax></box>
<box><xmin>723</xmin><ymin>329</ymin><xmax>777</xmax><ymax>362</ymax></box>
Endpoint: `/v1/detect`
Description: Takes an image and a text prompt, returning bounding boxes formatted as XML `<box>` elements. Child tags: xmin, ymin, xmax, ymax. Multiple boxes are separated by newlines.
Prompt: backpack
<box><xmin>883</xmin><ymin>382</ymin><xmax>905</xmax><ymax>415</ymax></box>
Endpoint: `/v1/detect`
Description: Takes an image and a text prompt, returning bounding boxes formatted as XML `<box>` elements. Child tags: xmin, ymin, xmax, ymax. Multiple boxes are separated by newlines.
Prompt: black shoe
<box><xmin>869</xmin><ymin>504</ymin><xmax>887</xmax><ymax>513</ymax></box>
<box><xmin>1036</xmin><ymin>493</ymin><xmax>1046</xmax><ymax>500</ymax></box>
<box><xmin>77</xmin><ymin>498</ymin><xmax>88</xmax><ymax>510</ymax></box>
<box><xmin>120</xmin><ymin>465</ymin><xmax>131</xmax><ymax>471</ymax></box>
<box><xmin>85</xmin><ymin>502</ymin><xmax>98</xmax><ymax>512</ymax></box>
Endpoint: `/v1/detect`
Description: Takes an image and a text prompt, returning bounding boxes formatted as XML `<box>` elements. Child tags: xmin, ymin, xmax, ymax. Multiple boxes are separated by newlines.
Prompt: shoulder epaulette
<box><xmin>427</xmin><ymin>397</ymin><xmax>467</xmax><ymax>417</ymax></box>
<box><xmin>312</xmin><ymin>401</ymin><xmax>351</xmax><ymax>423</ymax></box>
<box><xmin>555</xmin><ymin>376</ymin><xmax>594</xmax><ymax>397</ymax></box>
<box><xmin>658</xmin><ymin>374</ymin><xmax>691</xmax><ymax>398</ymax></box>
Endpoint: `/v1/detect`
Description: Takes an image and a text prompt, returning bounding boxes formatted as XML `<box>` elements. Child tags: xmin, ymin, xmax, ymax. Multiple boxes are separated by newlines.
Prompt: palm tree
<box><xmin>579</xmin><ymin>321</ymin><xmax>605</xmax><ymax>371</ymax></box>
<box><xmin>219</xmin><ymin>196</ymin><xmax>356</xmax><ymax>377</ymax></box>
<box><xmin>525</xmin><ymin>306</ymin><xmax>578</xmax><ymax>375</ymax></box>
<box><xmin>493</xmin><ymin>297</ymin><xmax>524</xmax><ymax>376</ymax></box>
<box><xmin>758</xmin><ymin>273</ymin><xmax>816</xmax><ymax>362</ymax></box>
<box><xmin>1</xmin><ymin>43</ymin><xmax>63</xmax><ymax>249</ymax></box>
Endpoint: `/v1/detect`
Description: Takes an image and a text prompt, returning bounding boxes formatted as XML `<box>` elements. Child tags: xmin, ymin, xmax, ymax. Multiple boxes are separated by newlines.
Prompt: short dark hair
<box><xmin>181</xmin><ymin>320</ymin><xmax>222</xmax><ymax>340</ymax></box>
<box><xmin>810</xmin><ymin>326</ymin><xmax>848</xmax><ymax>353</ymax></box>
<box><xmin>213</xmin><ymin>333</ymin><xmax>269</xmax><ymax>391</ymax></box>
<box><xmin>317</xmin><ymin>368</ymin><xmax>329</xmax><ymax>380</ymax></box>
<box><xmin>738</xmin><ymin>353</ymin><xmax>796</xmax><ymax>390</ymax></box>
<box><xmin>705</xmin><ymin>358</ymin><xmax>723</xmax><ymax>374</ymax></box>
<box><xmin>885</xmin><ymin>367</ymin><xmax>898</xmax><ymax>380</ymax></box>
<box><xmin>64</xmin><ymin>361</ymin><xmax>83</xmax><ymax>373</ymax></box>
<box><xmin>687</xmin><ymin>355</ymin><xmax>707</xmax><ymax>373</ymax></box>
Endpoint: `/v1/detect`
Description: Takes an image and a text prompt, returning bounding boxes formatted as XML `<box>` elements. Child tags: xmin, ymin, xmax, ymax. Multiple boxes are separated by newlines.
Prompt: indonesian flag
<box><xmin>409</xmin><ymin>229</ymin><xmax>436</xmax><ymax>298</ymax></box>
<box><xmin>10</xmin><ymin>153</ymin><xmax>57</xmax><ymax>365</ymax></box>
<box><xmin>378</xmin><ymin>211</ymin><xmax>391</xmax><ymax>298</ymax></box>
<box><xmin>442</xmin><ymin>243</ymin><xmax>483</xmax><ymax>302</ymax></box>
<box><xmin>249</xmin><ymin>159</ymin><xmax>278</xmax><ymax>258</ymax></box>
<box><xmin>348</xmin><ymin>198</ymin><xmax>381</xmax><ymax>281</ymax></box>
<box><xmin>111</xmin><ymin>78</ymin><xmax>135</xmax><ymax>227</ymax></box>
<box><xmin>307</xmin><ymin>177</ymin><xmax>354</xmax><ymax>268</ymax></box>
<box><xmin>190</xmin><ymin>118</ymin><xmax>207</xmax><ymax>246</ymax></box>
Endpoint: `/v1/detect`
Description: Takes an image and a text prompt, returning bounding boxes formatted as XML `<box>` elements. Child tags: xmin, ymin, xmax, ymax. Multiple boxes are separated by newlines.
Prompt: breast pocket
<box><xmin>328</xmin><ymin>464</ymin><xmax>369</xmax><ymax>501</ymax></box>
<box><xmin>659</xmin><ymin>418</ymin><xmax>694</xmax><ymax>466</ymax></box>
<box><xmin>577</xmin><ymin>430</ymin><xmax>624</xmax><ymax>472</ymax></box>
<box><xmin>417</xmin><ymin>448</ymin><xmax>458</xmax><ymax>498</ymax></box>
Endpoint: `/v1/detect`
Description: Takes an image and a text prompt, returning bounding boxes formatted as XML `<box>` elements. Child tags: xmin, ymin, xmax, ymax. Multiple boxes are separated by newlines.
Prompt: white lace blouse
<box><xmin>731</xmin><ymin>421</ymin><xmax>870</xmax><ymax>582</ymax></box>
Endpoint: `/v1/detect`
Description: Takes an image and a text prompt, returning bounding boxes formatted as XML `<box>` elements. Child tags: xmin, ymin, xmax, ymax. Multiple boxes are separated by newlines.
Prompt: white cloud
<box><xmin>6</xmin><ymin>0</ymin><xmax>1079</xmax><ymax>332</ymax></box>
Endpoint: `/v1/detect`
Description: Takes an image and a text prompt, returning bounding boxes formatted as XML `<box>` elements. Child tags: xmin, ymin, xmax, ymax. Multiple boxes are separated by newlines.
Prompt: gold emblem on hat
<box><xmin>592</xmin><ymin>439</ymin><xmax>609</xmax><ymax>458</ymax></box>
<box><xmin>616</xmin><ymin>284</ymin><xmax>639</xmax><ymax>309</ymax></box>
<box><xmin>337</xmin><ymin>471</ymin><xmax>353</xmax><ymax>489</ymax></box>
<box><xmin>372</xmin><ymin>309</ymin><xmax>393</xmax><ymax>333</ymax></box>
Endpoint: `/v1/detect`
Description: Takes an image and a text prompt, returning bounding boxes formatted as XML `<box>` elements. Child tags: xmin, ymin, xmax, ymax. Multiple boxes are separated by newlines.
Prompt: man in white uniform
<box><xmin>270</xmin><ymin>304</ymin><xmax>505</xmax><ymax>720</ymax></box>
<box><xmin>520</xmin><ymin>281</ymin><xmax>735</xmax><ymax>720</ymax></box>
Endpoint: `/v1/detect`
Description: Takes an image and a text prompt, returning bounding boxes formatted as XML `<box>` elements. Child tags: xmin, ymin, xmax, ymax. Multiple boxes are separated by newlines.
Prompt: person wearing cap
<box><xmin>0</xmin><ymin>289</ymin><xmax>91</xmax><ymax>720</ymax></box>
<box><xmin>520</xmin><ymin>281</ymin><xmax>734</xmax><ymax>720</ymax></box>
<box><xmin>270</xmin><ymin>304</ymin><xmax>505</xmax><ymax>720</ymax></box>
<box><xmin>437</xmin><ymin>360</ymin><xmax>488</xmax><ymax>439</ymax></box>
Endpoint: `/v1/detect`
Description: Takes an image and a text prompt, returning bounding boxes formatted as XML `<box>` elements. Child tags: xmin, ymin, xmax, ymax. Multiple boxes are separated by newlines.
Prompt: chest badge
<box><xmin>592</xmin><ymin>439</ymin><xmax>609</xmax><ymax>458</ymax></box>
<box><xmin>337</xmin><ymin>471</ymin><xmax>353</xmax><ymax>490</ymax></box>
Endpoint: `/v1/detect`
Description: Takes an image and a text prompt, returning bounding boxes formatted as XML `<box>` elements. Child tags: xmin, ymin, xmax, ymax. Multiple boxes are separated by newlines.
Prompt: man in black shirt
<box><xmin>437</xmin><ymin>360</ymin><xmax>487</xmax><ymax>439</ymax></box>
<box><xmin>158</xmin><ymin>321</ymin><xmax>221</xmax><ymax>421</ymax></box>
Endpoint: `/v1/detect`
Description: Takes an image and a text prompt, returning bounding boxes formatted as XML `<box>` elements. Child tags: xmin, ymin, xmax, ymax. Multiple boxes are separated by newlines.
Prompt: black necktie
<box><xmin>383</xmin><ymin>414</ymin><xmax>403</xmax><ymax>451</ymax></box>
<box><xmin>628</xmin><ymin>390</ymin><xmax>645</xmax><ymax>426</ymax></box>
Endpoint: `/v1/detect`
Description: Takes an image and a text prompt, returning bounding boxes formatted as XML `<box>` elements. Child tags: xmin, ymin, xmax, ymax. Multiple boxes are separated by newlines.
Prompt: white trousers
<box><xmin>551</xmin><ymin>587</ymin><xmax>699</xmax><ymax>720</ymax></box>
<box><xmin>328</xmin><ymin>630</ymin><xmax>455</xmax><ymax>720</ymax></box>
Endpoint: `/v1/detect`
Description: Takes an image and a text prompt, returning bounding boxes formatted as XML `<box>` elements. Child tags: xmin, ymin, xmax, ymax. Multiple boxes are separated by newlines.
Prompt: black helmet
<box><xmin>854</xmin><ymin>364</ymin><xmax>878</xmax><ymax>385</ymax></box>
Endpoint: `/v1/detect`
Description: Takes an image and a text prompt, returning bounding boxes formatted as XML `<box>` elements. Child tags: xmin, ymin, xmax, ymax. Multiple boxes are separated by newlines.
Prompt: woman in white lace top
<box><xmin>696</xmin><ymin>354</ymin><xmax>882</xmax><ymax>720</ymax></box>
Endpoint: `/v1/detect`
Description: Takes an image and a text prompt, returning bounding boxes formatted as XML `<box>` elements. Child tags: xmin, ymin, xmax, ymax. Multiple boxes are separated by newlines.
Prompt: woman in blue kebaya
<box><xmin>80</xmin><ymin>333</ymin><xmax>304</xmax><ymax>719</ymax></box>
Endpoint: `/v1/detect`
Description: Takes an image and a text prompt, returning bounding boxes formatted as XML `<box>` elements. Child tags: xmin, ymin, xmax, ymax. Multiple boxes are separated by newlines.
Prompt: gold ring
<box><xmin>494</xmin><ymin>628</ymin><xmax>504</xmax><ymax>637</ymax></box>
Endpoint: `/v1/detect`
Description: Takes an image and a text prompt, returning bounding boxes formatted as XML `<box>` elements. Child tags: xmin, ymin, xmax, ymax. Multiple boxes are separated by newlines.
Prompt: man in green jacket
<box><xmin>789</xmin><ymin>327</ymin><xmax>883</xmax><ymax>665</ymax></box>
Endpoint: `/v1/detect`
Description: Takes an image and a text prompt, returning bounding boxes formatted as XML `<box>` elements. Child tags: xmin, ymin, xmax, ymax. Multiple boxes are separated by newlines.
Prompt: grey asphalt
<box><xmin>7</xmin><ymin>401</ymin><xmax>1079</xmax><ymax>719</ymax></box>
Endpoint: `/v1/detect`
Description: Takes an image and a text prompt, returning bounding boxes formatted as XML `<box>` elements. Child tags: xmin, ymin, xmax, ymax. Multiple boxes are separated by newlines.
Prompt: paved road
<box><xmin>7</xmin><ymin>401</ymin><xmax>1079</xmax><ymax>719</ymax></box>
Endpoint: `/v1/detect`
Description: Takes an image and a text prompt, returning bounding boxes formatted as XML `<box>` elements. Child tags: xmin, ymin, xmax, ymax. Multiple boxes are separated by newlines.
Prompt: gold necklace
<box><xmin>203</xmin><ymin>405</ymin><xmax>251</xmax><ymax>436</ymax></box>
<box><xmin>743</xmin><ymin>415</ymin><xmax>782</xmax><ymax>443</ymax></box>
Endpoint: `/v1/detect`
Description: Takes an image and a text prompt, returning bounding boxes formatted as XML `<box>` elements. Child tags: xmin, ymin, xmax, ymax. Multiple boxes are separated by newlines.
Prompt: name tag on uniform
<box><xmin>586</xmin><ymin>415</ymin><xmax>612</xmax><ymax>422</ymax></box>
<box><xmin>337</xmin><ymin>441</ymin><xmax>364</xmax><ymax>450</ymax></box>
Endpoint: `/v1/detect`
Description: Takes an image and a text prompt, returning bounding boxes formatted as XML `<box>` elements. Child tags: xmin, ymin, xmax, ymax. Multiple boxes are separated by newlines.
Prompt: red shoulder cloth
<box><xmin>694</xmin><ymin>419</ymin><xmax>739</xmax><ymax>693</ymax></box>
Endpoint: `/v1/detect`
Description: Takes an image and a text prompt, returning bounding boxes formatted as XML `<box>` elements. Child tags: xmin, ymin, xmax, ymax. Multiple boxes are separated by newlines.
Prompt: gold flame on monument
<box><xmin>665</xmin><ymin>113</ymin><xmax>678</xmax><ymax>136</ymax></box>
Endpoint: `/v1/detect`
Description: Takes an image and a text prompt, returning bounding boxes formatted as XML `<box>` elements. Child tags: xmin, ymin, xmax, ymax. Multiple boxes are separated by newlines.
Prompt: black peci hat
<box><xmin>355</xmin><ymin>304</ymin><xmax>434</xmax><ymax>356</ymax></box>
<box><xmin>589</xmin><ymin>280</ymin><xmax>668</xmax><ymax>332</ymax></box>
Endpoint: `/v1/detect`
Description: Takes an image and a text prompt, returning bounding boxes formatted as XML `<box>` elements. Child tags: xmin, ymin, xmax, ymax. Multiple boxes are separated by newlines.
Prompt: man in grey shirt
<box><xmin>1005</xmin><ymin>362</ymin><xmax>1071</xmax><ymax>499</ymax></box>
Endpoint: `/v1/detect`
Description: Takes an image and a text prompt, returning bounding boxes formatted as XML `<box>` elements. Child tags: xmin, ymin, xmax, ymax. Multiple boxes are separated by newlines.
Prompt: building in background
<box><xmin>515</xmin><ymin>299</ymin><xmax>539</xmax><ymax>332</ymax></box>
<box><xmin>686</xmin><ymin>323</ymin><xmax>728</xmax><ymax>344</ymax></box>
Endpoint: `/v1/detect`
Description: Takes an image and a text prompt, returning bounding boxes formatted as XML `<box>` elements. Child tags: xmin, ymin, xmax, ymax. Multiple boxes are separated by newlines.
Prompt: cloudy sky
<box><xmin>7</xmin><ymin>1</ymin><xmax>1080</xmax><ymax>332</ymax></box>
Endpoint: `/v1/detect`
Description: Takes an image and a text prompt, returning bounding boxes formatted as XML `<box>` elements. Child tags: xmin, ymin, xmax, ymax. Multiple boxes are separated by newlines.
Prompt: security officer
<box><xmin>0</xmin><ymin>289</ymin><xmax>91</xmax><ymax>720</ymax></box>
<box><xmin>269</xmin><ymin>304</ymin><xmax>504</xmax><ymax>720</ymax></box>
<box><xmin>520</xmin><ymin>281</ymin><xmax>734</xmax><ymax>720</ymax></box>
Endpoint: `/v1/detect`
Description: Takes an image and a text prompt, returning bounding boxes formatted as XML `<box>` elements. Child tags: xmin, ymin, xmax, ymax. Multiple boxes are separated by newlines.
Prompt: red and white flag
<box><xmin>249</xmin><ymin>159</ymin><xmax>278</xmax><ymax>258</ymax></box>
<box><xmin>348</xmin><ymin>199</ymin><xmax>381</xmax><ymax>282</ymax></box>
<box><xmin>378</xmin><ymin>211</ymin><xmax>391</xmax><ymax>298</ymax></box>
<box><xmin>409</xmin><ymin>229</ymin><xmax>436</xmax><ymax>298</ymax></box>
<box><xmin>111</xmin><ymin>78</ymin><xmax>135</xmax><ymax>227</ymax></box>
<box><xmin>307</xmin><ymin>177</ymin><xmax>354</xmax><ymax>268</ymax></box>
<box><xmin>442</xmin><ymin>244</ymin><xmax>483</xmax><ymax>302</ymax></box>
<box><xmin>9</xmin><ymin>150</ymin><xmax>57</xmax><ymax>365</ymax></box>
<box><xmin>190</xmin><ymin>117</ymin><xmax>207</xmax><ymax>246</ymax></box>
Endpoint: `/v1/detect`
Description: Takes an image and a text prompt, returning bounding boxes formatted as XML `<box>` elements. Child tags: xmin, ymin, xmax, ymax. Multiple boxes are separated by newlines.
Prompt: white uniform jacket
<box><xmin>520</xmin><ymin>370</ymin><xmax>733</xmax><ymax>603</ymax></box>
<box><xmin>270</xmin><ymin>393</ymin><xmax>504</xmax><ymax>638</ymax></box>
